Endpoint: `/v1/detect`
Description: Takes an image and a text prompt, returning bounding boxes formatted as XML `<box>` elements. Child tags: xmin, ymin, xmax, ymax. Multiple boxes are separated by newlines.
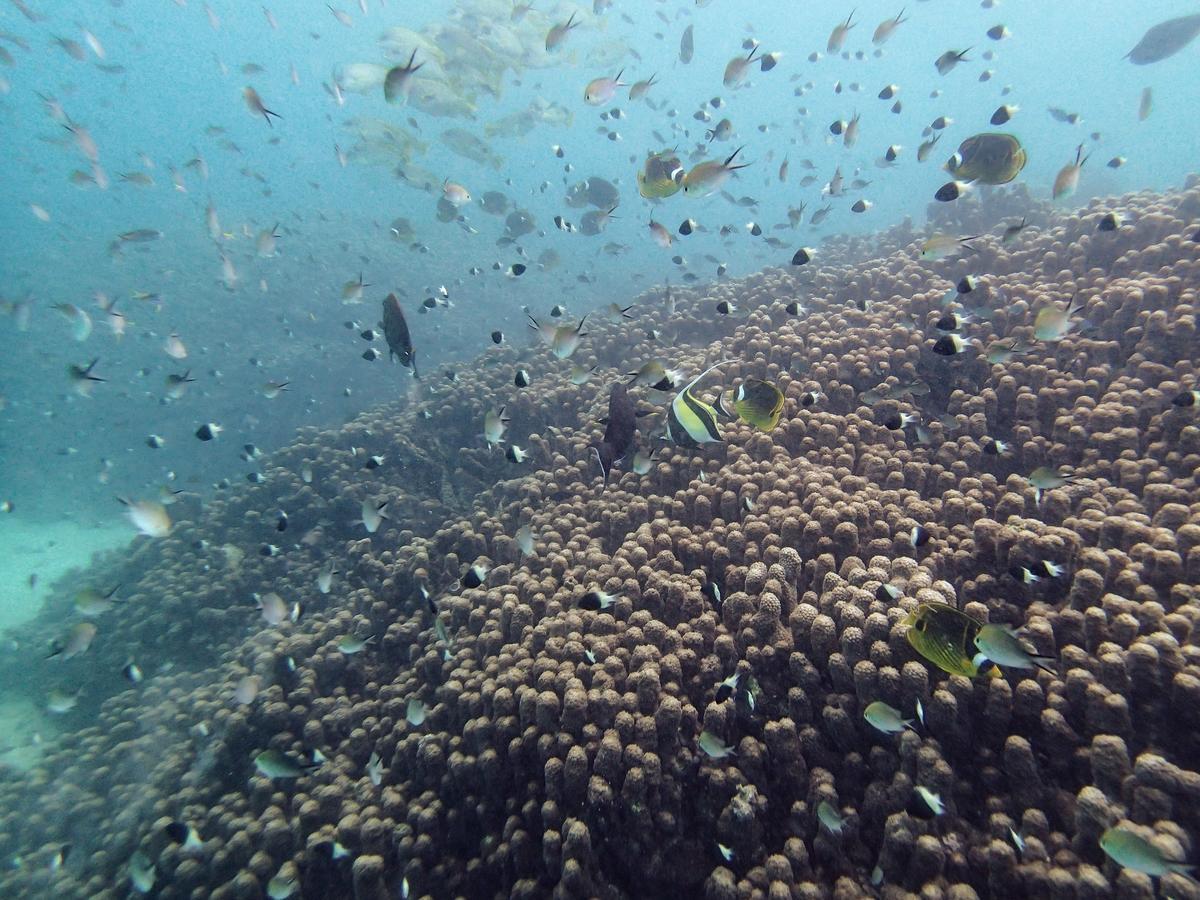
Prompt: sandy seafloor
<box><xmin>0</xmin><ymin>518</ymin><xmax>129</xmax><ymax>770</ymax></box>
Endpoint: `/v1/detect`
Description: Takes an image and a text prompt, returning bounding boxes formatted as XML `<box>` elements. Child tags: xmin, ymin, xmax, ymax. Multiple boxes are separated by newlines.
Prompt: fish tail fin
<box><xmin>1033</xmin><ymin>656</ymin><xmax>1058</xmax><ymax>676</ymax></box>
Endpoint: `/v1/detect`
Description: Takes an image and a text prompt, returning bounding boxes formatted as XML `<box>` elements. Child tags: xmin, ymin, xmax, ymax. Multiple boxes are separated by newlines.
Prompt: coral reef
<box><xmin>2</xmin><ymin>181</ymin><xmax>1199</xmax><ymax>899</ymax></box>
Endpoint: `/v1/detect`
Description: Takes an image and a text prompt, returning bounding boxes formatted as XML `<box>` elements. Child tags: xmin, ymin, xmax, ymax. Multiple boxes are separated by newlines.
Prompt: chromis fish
<box><xmin>1028</xmin><ymin>466</ymin><xmax>1080</xmax><ymax>495</ymax></box>
<box><xmin>935</xmin><ymin>48</ymin><xmax>971</xmax><ymax>75</ymax></box>
<box><xmin>1100</xmin><ymin>825</ymin><xmax>1194</xmax><ymax>877</ymax></box>
<box><xmin>920</xmin><ymin>233</ymin><xmax>979</xmax><ymax>260</ymax></box>
<box><xmin>337</xmin><ymin>633</ymin><xmax>375</xmax><ymax>655</ymax></box>
<box><xmin>828</xmin><ymin>11</ymin><xmax>856</xmax><ymax>52</ymax></box>
<box><xmin>873</xmin><ymin>9</ymin><xmax>908</xmax><ymax>46</ymax></box>
<box><xmin>243</xmin><ymin>86</ymin><xmax>281</xmax><ymax>126</ymax></box>
<box><xmin>863</xmin><ymin>700</ymin><xmax>915</xmax><ymax>734</ymax></box>
<box><xmin>342</xmin><ymin>272</ymin><xmax>370</xmax><ymax>303</ymax></box>
<box><xmin>714</xmin><ymin>672</ymin><xmax>740</xmax><ymax>704</ymax></box>
<box><xmin>442</xmin><ymin>180</ymin><xmax>471</xmax><ymax>207</ymax></box>
<box><xmin>723</xmin><ymin>46</ymin><xmax>760</xmax><ymax>88</ymax></box>
<box><xmin>164</xmin><ymin>821</ymin><xmax>203</xmax><ymax>853</ymax></box>
<box><xmin>631</xmin><ymin>449</ymin><xmax>657</xmax><ymax>475</ymax></box>
<box><xmin>1033</xmin><ymin>296</ymin><xmax>1084</xmax><ymax>341</ymax></box>
<box><xmin>973</xmin><ymin>623</ymin><xmax>1057</xmax><ymax>674</ymax></box>
<box><xmin>361</xmin><ymin>499</ymin><xmax>389</xmax><ymax>534</ymax></box>
<box><xmin>54</xmin><ymin>303</ymin><xmax>92</xmax><ymax>342</ymax></box>
<box><xmin>515</xmin><ymin>524</ymin><xmax>535</xmax><ymax>556</ymax></box>
<box><xmin>551</xmin><ymin>317</ymin><xmax>587</xmax><ymax>359</ymax></box>
<box><xmin>986</xmin><ymin>339</ymin><xmax>1030</xmax><ymax>364</ymax></box>
<box><xmin>683</xmin><ymin>147</ymin><xmax>749</xmax><ymax>197</ymax></box>
<box><xmin>629</xmin><ymin>74</ymin><xmax>658</xmax><ymax>101</ymax></box>
<box><xmin>627</xmin><ymin>360</ymin><xmax>684</xmax><ymax>390</ymax></box>
<box><xmin>545</xmin><ymin>12</ymin><xmax>578</xmax><ymax>52</ymax></box>
<box><xmin>48</xmin><ymin>622</ymin><xmax>97</xmax><ymax>660</ymax></box>
<box><xmin>698</xmin><ymin>730</ymin><xmax>736</xmax><ymax>759</ymax></box>
<box><xmin>584</xmin><ymin>69</ymin><xmax>626</xmax><ymax>105</ymax></box>
<box><xmin>267</xmin><ymin>864</ymin><xmax>298</xmax><ymax>899</ymax></box>
<box><xmin>578</xmin><ymin>589</ymin><xmax>619</xmax><ymax>611</ymax></box>
<box><xmin>129</xmin><ymin>850</ymin><xmax>155</xmax><ymax>892</ymax></box>
<box><xmin>68</xmin><ymin>358</ymin><xmax>105</xmax><ymax>397</ymax></box>
<box><xmin>917</xmin><ymin>133</ymin><xmax>941</xmax><ymax>163</ymax></box>
<box><xmin>461</xmin><ymin>563</ymin><xmax>489</xmax><ymax>589</ymax></box>
<box><xmin>566</xmin><ymin>364</ymin><xmax>595</xmax><ymax>386</ymax></box>
<box><xmin>406</xmin><ymin>698</ymin><xmax>428</xmax><ymax>726</ymax></box>
<box><xmin>1052</xmin><ymin>144</ymin><xmax>1089</xmax><ymax>199</ymax></box>
<box><xmin>234</xmin><ymin>675</ymin><xmax>260</xmax><ymax>705</ymax></box>
<box><xmin>1001</xmin><ymin>217</ymin><xmax>1030</xmax><ymax>244</ymax></box>
<box><xmin>991</xmin><ymin>104</ymin><xmax>1019</xmax><ymax>126</ymax></box>
<box><xmin>903</xmin><ymin>602</ymin><xmax>996</xmax><ymax>678</ymax></box>
<box><xmin>909</xmin><ymin>786</ymin><xmax>945</xmax><ymax>818</ymax></box>
<box><xmin>706</xmin><ymin>118</ymin><xmax>733</xmax><ymax>143</ymax></box>
<box><xmin>46</xmin><ymin>687</ymin><xmax>80</xmax><ymax>714</ymax></box>
<box><xmin>73</xmin><ymin>585</ymin><xmax>121</xmax><ymax>616</ymax></box>
<box><xmin>257</xmin><ymin>592</ymin><xmax>292</xmax><ymax>626</ymax></box>
<box><xmin>254</xmin><ymin>748</ymin><xmax>320</xmax><ymax>779</ymax></box>
<box><xmin>484</xmin><ymin>406</ymin><xmax>510</xmax><ymax>448</ymax></box>
<box><xmin>817</xmin><ymin>800</ymin><xmax>846</xmax><ymax>835</ymax></box>
<box><xmin>383</xmin><ymin>49</ymin><xmax>423</xmax><ymax>104</ymax></box>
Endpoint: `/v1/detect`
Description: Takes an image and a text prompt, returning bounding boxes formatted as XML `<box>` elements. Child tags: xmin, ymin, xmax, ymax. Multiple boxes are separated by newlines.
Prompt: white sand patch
<box><xmin>0</xmin><ymin>517</ymin><xmax>131</xmax><ymax>632</ymax></box>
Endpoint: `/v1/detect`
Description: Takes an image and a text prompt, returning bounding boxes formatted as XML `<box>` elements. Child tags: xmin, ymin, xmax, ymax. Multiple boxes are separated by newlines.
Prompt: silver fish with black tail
<box><xmin>381</xmin><ymin>293</ymin><xmax>419</xmax><ymax>379</ymax></box>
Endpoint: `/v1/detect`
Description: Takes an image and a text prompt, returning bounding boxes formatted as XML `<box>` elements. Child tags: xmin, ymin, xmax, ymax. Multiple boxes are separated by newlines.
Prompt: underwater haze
<box><xmin>2</xmin><ymin>0</ymin><xmax>1200</xmax><ymax>897</ymax></box>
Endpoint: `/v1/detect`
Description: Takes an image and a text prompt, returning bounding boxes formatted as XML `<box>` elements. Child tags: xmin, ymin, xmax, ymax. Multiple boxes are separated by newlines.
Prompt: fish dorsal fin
<box><xmin>680</xmin><ymin>360</ymin><xmax>733</xmax><ymax>397</ymax></box>
<box><xmin>671</xmin><ymin>361</ymin><xmax>733</xmax><ymax>445</ymax></box>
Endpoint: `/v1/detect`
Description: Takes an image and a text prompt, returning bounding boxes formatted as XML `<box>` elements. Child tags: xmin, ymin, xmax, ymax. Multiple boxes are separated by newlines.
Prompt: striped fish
<box><xmin>732</xmin><ymin>379</ymin><xmax>784</xmax><ymax>432</ymax></box>
<box><xmin>903</xmin><ymin>602</ymin><xmax>997</xmax><ymax>679</ymax></box>
<box><xmin>667</xmin><ymin>362</ymin><xmax>730</xmax><ymax>446</ymax></box>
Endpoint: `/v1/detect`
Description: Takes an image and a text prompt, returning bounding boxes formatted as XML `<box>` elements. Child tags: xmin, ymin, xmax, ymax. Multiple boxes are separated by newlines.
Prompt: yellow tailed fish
<box><xmin>667</xmin><ymin>362</ymin><xmax>732</xmax><ymax>447</ymax></box>
<box><xmin>903</xmin><ymin>602</ymin><xmax>998</xmax><ymax>679</ymax></box>
<box><xmin>732</xmin><ymin>379</ymin><xmax>784</xmax><ymax>432</ymax></box>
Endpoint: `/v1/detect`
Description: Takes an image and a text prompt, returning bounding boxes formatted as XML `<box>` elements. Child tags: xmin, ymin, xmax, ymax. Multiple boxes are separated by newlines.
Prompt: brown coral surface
<box><xmin>2</xmin><ymin>184</ymin><xmax>1199</xmax><ymax>900</ymax></box>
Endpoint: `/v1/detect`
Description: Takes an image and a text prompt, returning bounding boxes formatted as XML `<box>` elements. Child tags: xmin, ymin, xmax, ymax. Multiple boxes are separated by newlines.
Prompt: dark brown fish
<box><xmin>591</xmin><ymin>383</ymin><xmax>636</xmax><ymax>485</ymax></box>
<box><xmin>381</xmin><ymin>293</ymin><xmax>418</xmax><ymax>378</ymax></box>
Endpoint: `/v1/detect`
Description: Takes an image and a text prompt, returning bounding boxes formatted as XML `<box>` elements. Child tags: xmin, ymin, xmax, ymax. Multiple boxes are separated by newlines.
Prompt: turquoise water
<box><xmin>1</xmin><ymin>0</ymin><xmax>1199</xmax><ymax>896</ymax></box>
<box><xmin>2</xmin><ymin>0</ymin><xmax>1197</xmax><ymax>519</ymax></box>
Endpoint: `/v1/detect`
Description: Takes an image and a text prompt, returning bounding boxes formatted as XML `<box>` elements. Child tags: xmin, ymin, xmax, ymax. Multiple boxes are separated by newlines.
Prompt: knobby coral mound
<box><xmin>2</xmin><ymin>182</ymin><xmax>1200</xmax><ymax>899</ymax></box>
